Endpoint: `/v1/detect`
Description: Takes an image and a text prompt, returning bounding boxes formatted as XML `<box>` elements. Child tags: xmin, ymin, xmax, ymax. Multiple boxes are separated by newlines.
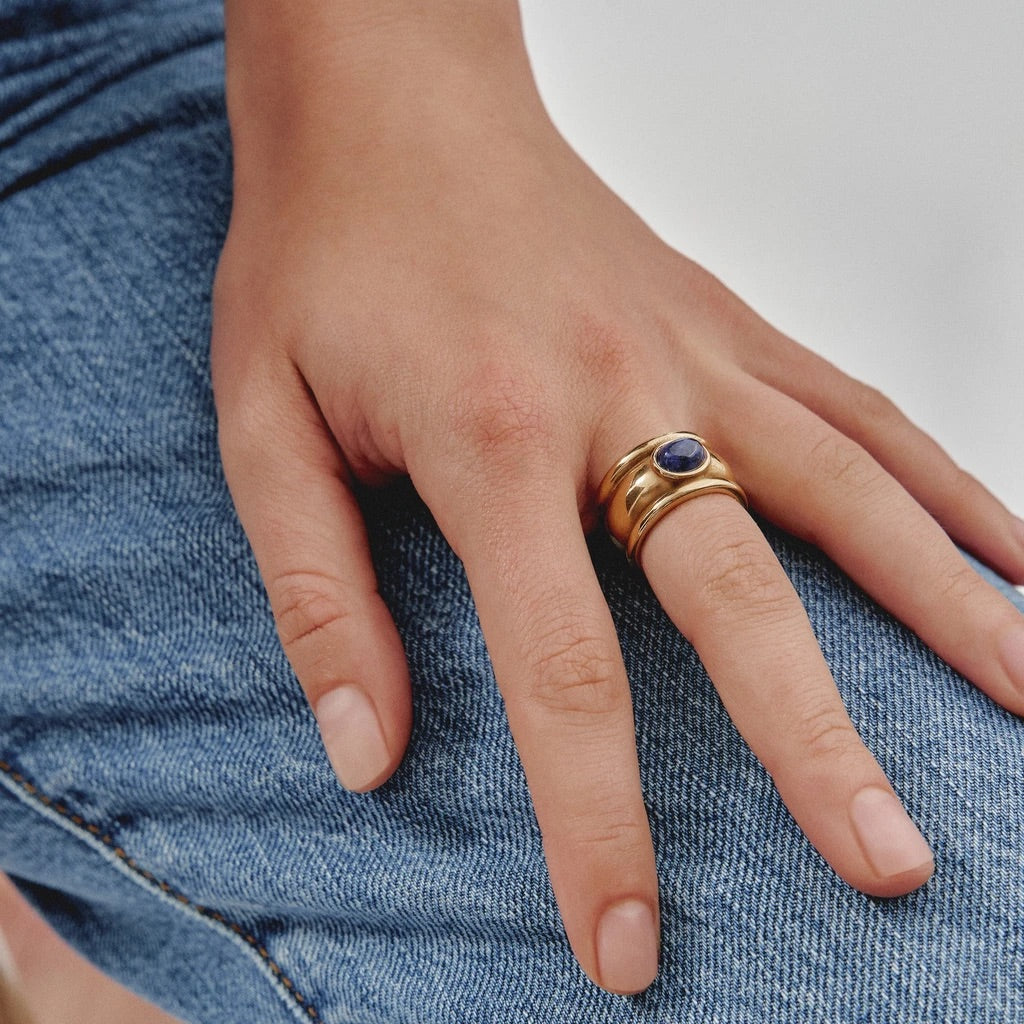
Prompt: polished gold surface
<box><xmin>598</xmin><ymin>432</ymin><xmax>747</xmax><ymax>563</ymax></box>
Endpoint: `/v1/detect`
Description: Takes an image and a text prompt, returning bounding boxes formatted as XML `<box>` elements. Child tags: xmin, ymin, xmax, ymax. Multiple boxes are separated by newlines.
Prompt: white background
<box><xmin>521</xmin><ymin>0</ymin><xmax>1023</xmax><ymax>516</ymax></box>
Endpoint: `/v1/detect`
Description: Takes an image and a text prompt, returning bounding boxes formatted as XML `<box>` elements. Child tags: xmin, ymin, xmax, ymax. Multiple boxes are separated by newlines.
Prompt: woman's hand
<box><xmin>212</xmin><ymin>0</ymin><xmax>1024</xmax><ymax>996</ymax></box>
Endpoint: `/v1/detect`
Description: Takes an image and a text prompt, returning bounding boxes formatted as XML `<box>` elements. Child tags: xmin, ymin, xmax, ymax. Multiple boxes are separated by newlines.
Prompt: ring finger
<box><xmin>593</xmin><ymin>417</ymin><xmax>935</xmax><ymax>897</ymax></box>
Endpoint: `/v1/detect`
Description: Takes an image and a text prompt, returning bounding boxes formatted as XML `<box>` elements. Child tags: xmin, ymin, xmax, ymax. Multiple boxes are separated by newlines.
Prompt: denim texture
<box><xmin>2</xmin><ymin>3</ymin><xmax>1023</xmax><ymax>1022</ymax></box>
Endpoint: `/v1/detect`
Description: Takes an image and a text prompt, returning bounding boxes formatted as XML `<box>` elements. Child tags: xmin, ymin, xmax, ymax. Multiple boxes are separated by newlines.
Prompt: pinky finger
<box><xmin>745</xmin><ymin>333</ymin><xmax>1024</xmax><ymax>583</ymax></box>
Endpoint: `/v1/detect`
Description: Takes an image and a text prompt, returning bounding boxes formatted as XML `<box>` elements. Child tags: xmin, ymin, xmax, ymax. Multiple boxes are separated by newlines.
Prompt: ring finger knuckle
<box><xmin>697</xmin><ymin>536</ymin><xmax>793</xmax><ymax>619</ymax></box>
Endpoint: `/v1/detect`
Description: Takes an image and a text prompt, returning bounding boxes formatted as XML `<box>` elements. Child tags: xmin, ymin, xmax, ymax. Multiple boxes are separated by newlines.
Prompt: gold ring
<box><xmin>597</xmin><ymin>432</ymin><xmax>747</xmax><ymax>563</ymax></box>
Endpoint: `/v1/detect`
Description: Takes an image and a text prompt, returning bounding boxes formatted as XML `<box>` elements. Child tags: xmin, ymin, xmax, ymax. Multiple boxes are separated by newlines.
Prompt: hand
<box><xmin>212</xmin><ymin>1</ymin><xmax>1024</xmax><ymax>996</ymax></box>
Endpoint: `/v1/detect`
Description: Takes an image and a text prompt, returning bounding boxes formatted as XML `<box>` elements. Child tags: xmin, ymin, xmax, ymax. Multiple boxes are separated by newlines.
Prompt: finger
<box><xmin>743</xmin><ymin>332</ymin><xmax>1024</xmax><ymax>583</ymax></box>
<box><xmin>419</xmin><ymin>459</ymin><xmax>660</xmax><ymax>995</ymax></box>
<box><xmin>631</xmin><ymin>486</ymin><xmax>934</xmax><ymax>897</ymax></box>
<box><xmin>214</xmin><ymin>358</ymin><xmax>413</xmax><ymax>792</ymax></box>
<box><xmin>714</xmin><ymin>377</ymin><xmax>1024</xmax><ymax>715</ymax></box>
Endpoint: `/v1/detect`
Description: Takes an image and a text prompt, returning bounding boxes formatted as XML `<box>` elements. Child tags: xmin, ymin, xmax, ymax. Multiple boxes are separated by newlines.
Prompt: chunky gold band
<box><xmin>597</xmin><ymin>432</ymin><xmax>747</xmax><ymax>563</ymax></box>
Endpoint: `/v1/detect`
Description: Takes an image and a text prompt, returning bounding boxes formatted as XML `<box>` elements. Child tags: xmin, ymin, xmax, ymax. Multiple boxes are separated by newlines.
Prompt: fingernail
<box><xmin>595</xmin><ymin>899</ymin><xmax>659</xmax><ymax>994</ymax></box>
<box><xmin>315</xmin><ymin>686</ymin><xmax>390</xmax><ymax>792</ymax></box>
<box><xmin>849</xmin><ymin>786</ymin><xmax>933</xmax><ymax>878</ymax></box>
<box><xmin>998</xmin><ymin>626</ymin><xmax>1024</xmax><ymax>690</ymax></box>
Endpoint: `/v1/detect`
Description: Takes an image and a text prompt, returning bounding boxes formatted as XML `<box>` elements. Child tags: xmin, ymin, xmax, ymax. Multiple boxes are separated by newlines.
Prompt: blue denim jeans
<box><xmin>2</xmin><ymin>3</ymin><xmax>1023</xmax><ymax>1022</ymax></box>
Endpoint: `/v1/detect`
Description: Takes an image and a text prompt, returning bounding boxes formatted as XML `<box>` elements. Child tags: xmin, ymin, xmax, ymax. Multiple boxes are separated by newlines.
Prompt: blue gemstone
<box><xmin>654</xmin><ymin>436</ymin><xmax>707</xmax><ymax>475</ymax></box>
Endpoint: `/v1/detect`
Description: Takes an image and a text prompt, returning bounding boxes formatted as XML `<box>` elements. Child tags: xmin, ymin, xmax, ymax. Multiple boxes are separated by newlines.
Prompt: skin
<box><xmin>214</xmin><ymin>0</ymin><xmax>1024</xmax><ymax>996</ymax></box>
<box><xmin>0</xmin><ymin>872</ymin><xmax>179</xmax><ymax>1024</ymax></box>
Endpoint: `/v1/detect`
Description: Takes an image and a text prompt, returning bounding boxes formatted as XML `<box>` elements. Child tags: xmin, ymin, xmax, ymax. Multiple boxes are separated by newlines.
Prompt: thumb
<box><xmin>213</xmin><ymin>357</ymin><xmax>413</xmax><ymax>792</ymax></box>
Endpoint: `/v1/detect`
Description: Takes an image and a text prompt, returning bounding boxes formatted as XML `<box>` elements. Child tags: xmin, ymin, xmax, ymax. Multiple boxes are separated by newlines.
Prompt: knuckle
<box><xmin>448</xmin><ymin>364</ymin><xmax>557</xmax><ymax>466</ymax></box>
<box><xmin>574</xmin><ymin>312</ymin><xmax>641</xmax><ymax>387</ymax></box>
<box><xmin>271</xmin><ymin>569</ymin><xmax>356</xmax><ymax>652</ymax></box>
<box><xmin>524</xmin><ymin>621</ymin><xmax>623</xmax><ymax>720</ymax></box>
<box><xmin>809</xmin><ymin>432</ymin><xmax>886</xmax><ymax>495</ymax></box>
<box><xmin>786</xmin><ymin>693</ymin><xmax>862</xmax><ymax>775</ymax></box>
<box><xmin>936</xmin><ymin>562</ymin><xmax>985</xmax><ymax>607</ymax></box>
<box><xmin>698</xmin><ymin>537</ymin><xmax>792</xmax><ymax>616</ymax></box>
<box><xmin>944</xmin><ymin>464</ymin><xmax>985</xmax><ymax>511</ymax></box>
<box><xmin>850</xmin><ymin>382</ymin><xmax>902</xmax><ymax>427</ymax></box>
<box><xmin>560</xmin><ymin>813</ymin><xmax>651</xmax><ymax>854</ymax></box>
<box><xmin>667</xmin><ymin>253</ymin><xmax>729</xmax><ymax>316</ymax></box>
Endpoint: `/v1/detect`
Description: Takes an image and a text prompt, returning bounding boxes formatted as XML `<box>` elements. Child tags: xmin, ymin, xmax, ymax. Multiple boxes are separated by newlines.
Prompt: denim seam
<box><xmin>0</xmin><ymin>758</ymin><xmax>320</xmax><ymax>1024</ymax></box>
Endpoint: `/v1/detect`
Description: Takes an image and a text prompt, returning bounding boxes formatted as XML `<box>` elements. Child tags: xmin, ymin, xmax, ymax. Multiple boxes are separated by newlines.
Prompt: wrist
<box><xmin>224</xmin><ymin>0</ymin><xmax>545</xmax><ymax>189</ymax></box>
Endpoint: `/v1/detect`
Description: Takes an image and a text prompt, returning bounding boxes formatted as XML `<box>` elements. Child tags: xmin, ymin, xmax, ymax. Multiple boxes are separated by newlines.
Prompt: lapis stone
<box><xmin>654</xmin><ymin>436</ymin><xmax>707</xmax><ymax>475</ymax></box>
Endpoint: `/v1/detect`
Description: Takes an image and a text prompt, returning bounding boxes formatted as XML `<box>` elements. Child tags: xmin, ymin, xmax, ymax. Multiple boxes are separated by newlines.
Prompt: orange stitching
<box><xmin>0</xmin><ymin>760</ymin><xmax>320</xmax><ymax>1020</ymax></box>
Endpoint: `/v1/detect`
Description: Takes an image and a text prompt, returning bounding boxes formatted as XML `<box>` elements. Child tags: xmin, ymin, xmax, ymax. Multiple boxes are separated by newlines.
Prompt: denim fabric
<box><xmin>2</xmin><ymin>3</ymin><xmax>1023</xmax><ymax>1022</ymax></box>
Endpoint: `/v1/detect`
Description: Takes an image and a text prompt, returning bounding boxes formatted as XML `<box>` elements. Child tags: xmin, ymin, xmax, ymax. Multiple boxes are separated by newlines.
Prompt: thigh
<box><xmin>2</xmin><ymin>6</ymin><xmax>1023</xmax><ymax>1023</ymax></box>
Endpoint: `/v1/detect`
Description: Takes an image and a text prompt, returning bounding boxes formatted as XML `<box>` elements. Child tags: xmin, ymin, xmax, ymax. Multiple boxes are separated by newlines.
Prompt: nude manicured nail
<box><xmin>998</xmin><ymin>627</ymin><xmax>1024</xmax><ymax>691</ymax></box>
<box><xmin>849</xmin><ymin>786</ymin><xmax>933</xmax><ymax>878</ymax></box>
<box><xmin>595</xmin><ymin>899</ymin><xmax>659</xmax><ymax>994</ymax></box>
<box><xmin>315</xmin><ymin>686</ymin><xmax>390</xmax><ymax>792</ymax></box>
